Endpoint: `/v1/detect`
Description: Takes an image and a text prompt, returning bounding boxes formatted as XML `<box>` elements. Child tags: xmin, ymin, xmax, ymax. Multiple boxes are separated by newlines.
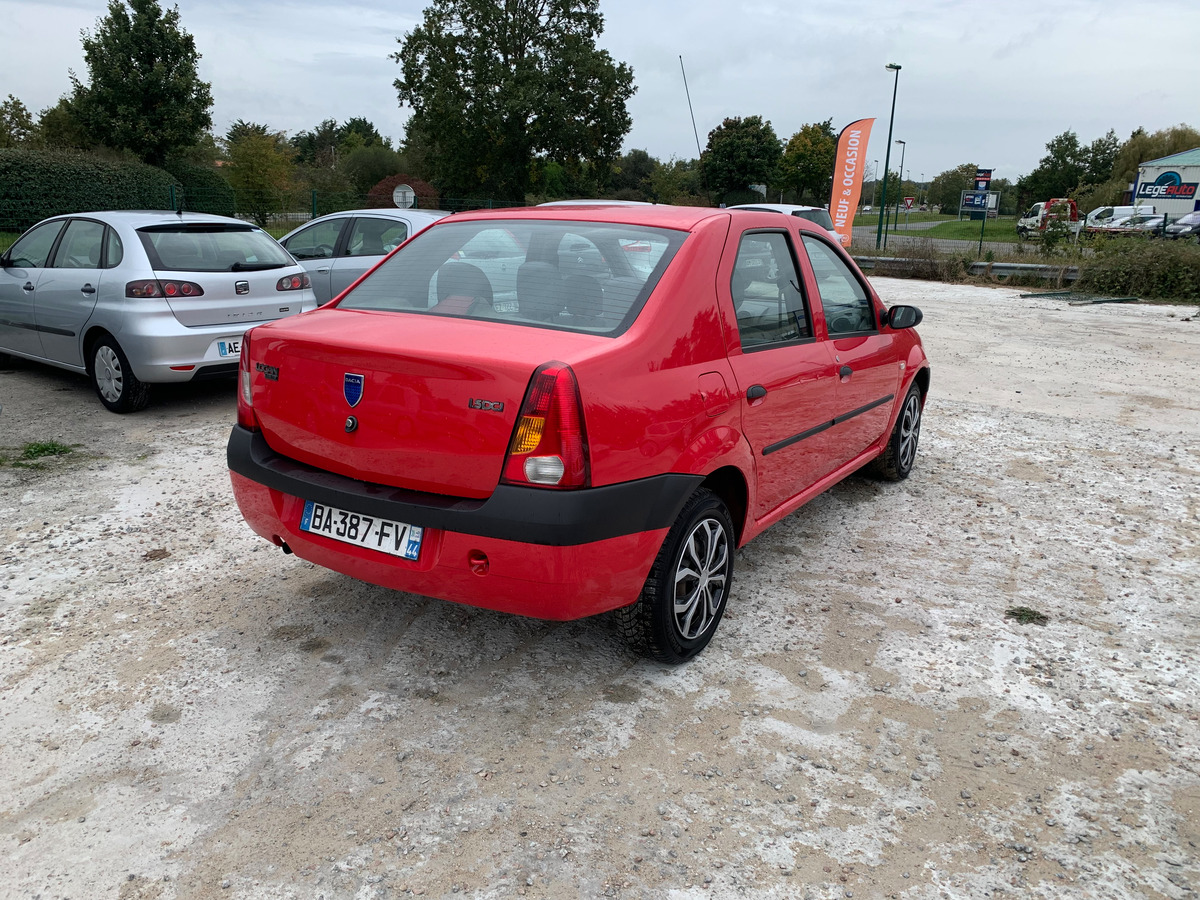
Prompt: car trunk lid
<box><xmin>250</xmin><ymin>310</ymin><xmax>602</xmax><ymax>499</ymax></box>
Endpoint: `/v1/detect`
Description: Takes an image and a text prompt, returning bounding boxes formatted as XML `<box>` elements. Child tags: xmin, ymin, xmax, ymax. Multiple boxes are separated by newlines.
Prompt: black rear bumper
<box><xmin>227</xmin><ymin>425</ymin><xmax>703</xmax><ymax>547</ymax></box>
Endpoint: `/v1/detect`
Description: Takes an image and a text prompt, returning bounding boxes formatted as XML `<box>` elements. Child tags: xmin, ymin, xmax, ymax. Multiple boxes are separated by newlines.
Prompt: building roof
<box><xmin>1141</xmin><ymin>147</ymin><xmax>1200</xmax><ymax>167</ymax></box>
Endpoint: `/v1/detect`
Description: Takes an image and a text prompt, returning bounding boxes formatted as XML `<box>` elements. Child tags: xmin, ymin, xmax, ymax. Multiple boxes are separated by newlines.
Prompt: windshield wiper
<box><xmin>230</xmin><ymin>261</ymin><xmax>285</xmax><ymax>271</ymax></box>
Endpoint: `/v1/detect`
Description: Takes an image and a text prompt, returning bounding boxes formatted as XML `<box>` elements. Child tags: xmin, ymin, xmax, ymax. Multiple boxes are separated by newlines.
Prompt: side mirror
<box><xmin>888</xmin><ymin>305</ymin><xmax>923</xmax><ymax>329</ymax></box>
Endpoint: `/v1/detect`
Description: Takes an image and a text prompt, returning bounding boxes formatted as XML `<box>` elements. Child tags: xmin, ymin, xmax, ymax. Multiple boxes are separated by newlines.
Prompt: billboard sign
<box><xmin>1135</xmin><ymin>171</ymin><xmax>1198</xmax><ymax>201</ymax></box>
<box><xmin>829</xmin><ymin>117</ymin><xmax>875</xmax><ymax>247</ymax></box>
<box><xmin>974</xmin><ymin>169</ymin><xmax>993</xmax><ymax>191</ymax></box>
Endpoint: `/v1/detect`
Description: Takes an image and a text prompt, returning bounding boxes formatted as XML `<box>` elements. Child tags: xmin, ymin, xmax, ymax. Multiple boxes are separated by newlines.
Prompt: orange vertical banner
<box><xmin>830</xmin><ymin>118</ymin><xmax>875</xmax><ymax>248</ymax></box>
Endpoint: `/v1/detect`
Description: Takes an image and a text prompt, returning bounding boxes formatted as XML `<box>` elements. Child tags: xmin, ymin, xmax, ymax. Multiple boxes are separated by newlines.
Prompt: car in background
<box><xmin>1086</xmin><ymin>213</ymin><xmax>1166</xmax><ymax>238</ymax></box>
<box><xmin>730</xmin><ymin>203</ymin><xmax>847</xmax><ymax>245</ymax></box>
<box><xmin>1164</xmin><ymin>211</ymin><xmax>1200</xmax><ymax>242</ymax></box>
<box><xmin>1084</xmin><ymin>204</ymin><xmax>1154</xmax><ymax>229</ymax></box>
<box><xmin>0</xmin><ymin>211</ymin><xmax>317</xmax><ymax>412</ymax></box>
<box><xmin>279</xmin><ymin>208</ymin><xmax>449</xmax><ymax>303</ymax></box>
<box><xmin>227</xmin><ymin>205</ymin><xmax>929</xmax><ymax>663</ymax></box>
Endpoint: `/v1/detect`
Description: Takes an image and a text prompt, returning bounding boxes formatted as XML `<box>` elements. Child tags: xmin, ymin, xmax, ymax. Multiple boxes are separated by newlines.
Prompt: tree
<box><xmin>342</xmin><ymin>144</ymin><xmax>405</xmax><ymax>194</ymax></box>
<box><xmin>1017</xmin><ymin>130</ymin><xmax>1086</xmax><ymax>204</ymax></box>
<box><xmin>927</xmin><ymin>163</ymin><xmax>977</xmax><ymax>212</ymax></box>
<box><xmin>698</xmin><ymin>115</ymin><xmax>781</xmax><ymax>201</ymax></box>
<box><xmin>646</xmin><ymin>157</ymin><xmax>702</xmax><ymax>205</ymax></box>
<box><xmin>611</xmin><ymin>148</ymin><xmax>657</xmax><ymax>197</ymax></box>
<box><xmin>779</xmin><ymin>120</ymin><xmax>836</xmax><ymax>204</ymax></box>
<box><xmin>225</xmin><ymin>119</ymin><xmax>272</xmax><ymax>149</ymax></box>
<box><xmin>393</xmin><ymin>0</ymin><xmax>635</xmax><ymax>201</ymax></box>
<box><xmin>0</xmin><ymin>95</ymin><xmax>36</xmax><ymax>148</ymax></box>
<box><xmin>68</xmin><ymin>0</ymin><xmax>213</xmax><ymax>166</ymax></box>
<box><xmin>226</xmin><ymin>131</ymin><xmax>294</xmax><ymax>226</ymax></box>
<box><xmin>36</xmin><ymin>99</ymin><xmax>91</xmax><ymax>151</ymax></box>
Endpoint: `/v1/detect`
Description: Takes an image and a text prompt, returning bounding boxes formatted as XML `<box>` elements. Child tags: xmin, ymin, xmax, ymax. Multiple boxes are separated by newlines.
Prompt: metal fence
<box><xmin>0</xmin><ymin>187</ymin><xmax>528</xmax><ymax>243</ymax></box>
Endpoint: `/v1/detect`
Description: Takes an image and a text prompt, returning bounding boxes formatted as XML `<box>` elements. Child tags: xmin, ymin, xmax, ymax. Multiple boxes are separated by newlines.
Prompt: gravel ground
<box><xmin>1</xmin><ymin>278</ymin><xmax>1198</xmax><ymax>900</ymax></box>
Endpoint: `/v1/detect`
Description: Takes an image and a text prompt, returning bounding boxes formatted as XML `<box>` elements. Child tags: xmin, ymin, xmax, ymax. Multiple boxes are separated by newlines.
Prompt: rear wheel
<box><xmin>871</xmin><ymin>382</ymin><xmax>922</xmax><ymax>481</ymax></box>
<box><xmin>90</xmin><ymin>336</ymin><xmax>150</xmax><ymax>413</ymax></box>
<box><xmin>617</xmin><ymin>488</ymin><xmax>734</xmax><ymax>664</ymax></box>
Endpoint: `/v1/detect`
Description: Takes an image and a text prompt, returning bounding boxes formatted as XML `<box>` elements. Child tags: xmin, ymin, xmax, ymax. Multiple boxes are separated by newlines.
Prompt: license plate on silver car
<box><xmin>300</xmin><ymin>501</ymin><xmax>423</xmax><ymax>560</ymax></box>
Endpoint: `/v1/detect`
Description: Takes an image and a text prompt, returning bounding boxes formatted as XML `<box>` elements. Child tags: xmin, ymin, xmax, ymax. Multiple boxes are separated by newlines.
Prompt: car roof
<box><xmin>729</xmin><ymin>203</ymin><xmax>829</xmax><ymax>215</ymax></box>
<box><xmin>305</xmin><ymin>208</ymin><xmax>451</xmax><ymax>221</ymax></box>
<box><xmin>445</xmin><ymin>204</ymin><xmax>734</xmax><ymax>230</ymax></box>
<box><xmin>52</xmin><ymin>210</ymin><xmax>262</xmax><ymax>227</ymax></box>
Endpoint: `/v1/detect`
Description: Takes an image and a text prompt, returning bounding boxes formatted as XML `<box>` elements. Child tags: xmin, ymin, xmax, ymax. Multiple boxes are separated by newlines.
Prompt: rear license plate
<box><xmin>300</xmin><ymin>501</ymin><xmax>423</xmax><ymax>561</ymax></box>
<box><xmin>217</xmin><ymin>339</ymin><xmax>241</xmax><ymax>357</ymax></box>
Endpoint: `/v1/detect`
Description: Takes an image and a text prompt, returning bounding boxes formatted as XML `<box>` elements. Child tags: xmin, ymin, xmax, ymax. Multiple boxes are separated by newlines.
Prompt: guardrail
<box><xmin>854</xmin><ymin>256</ymin><xmax>1079</xmax><ymax>282</ymax></box>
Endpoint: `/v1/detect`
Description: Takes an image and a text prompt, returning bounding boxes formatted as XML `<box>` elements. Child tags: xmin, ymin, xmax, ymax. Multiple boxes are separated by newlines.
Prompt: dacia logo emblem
<box><xmin>343</xmin><ymin>373</ymin><xmax>364</xmax><ymax>407</ymax></box>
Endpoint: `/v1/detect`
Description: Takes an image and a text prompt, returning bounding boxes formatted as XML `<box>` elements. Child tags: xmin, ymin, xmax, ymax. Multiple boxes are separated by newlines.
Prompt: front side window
<box><xmin>52</xmin><ymin>219</ymin><xmax>106</xmax><ymax>268</ymax></box>
<box><xmin>337</xmin><ymin>219</ymin><xmax>686</xmax><ymax>336</ymax></box>
<box><xmin>6</xmin><ymin>220</ymin><xmax>65</xmax><ymax>268</ymax></box>
<box><xmin>283</xmin><ymin>218</ymin><xmax>345</xmax><ymax>260</ymax></box>
<box><xmin>801</xmin><ymin>235</ymin><xmax>876</xmax><ymax>336</ymax></box>
<box><xmin>138</xmin><ymin>224</ymin><xmax>294</xmax><ymax>272</ymax></box>
<box><xmin>730</xmin><ymin>232</ymin><xmax>811</xmax><ymax>348</ymax></box>
<box><xmin>346</xmin><ymin>217</ymin><xmax>408</xmax><ymax>257</ymax></box>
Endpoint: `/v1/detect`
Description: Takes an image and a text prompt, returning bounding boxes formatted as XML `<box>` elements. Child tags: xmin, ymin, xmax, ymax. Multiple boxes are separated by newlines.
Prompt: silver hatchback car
<box><xmin>0</xmin><ymin>211</ymin><xmax>318</xmax><ymax>412</ymax></box>
<box><xmin>279</xmin><ymin>208</ymin><xmax>449</xmax><ymax>304</ymax></box>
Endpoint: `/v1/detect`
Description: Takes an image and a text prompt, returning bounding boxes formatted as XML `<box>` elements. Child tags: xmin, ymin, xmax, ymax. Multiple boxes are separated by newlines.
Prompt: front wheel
<box><xmin>90</xmin><ymin>336</ymin><xmax>150</xmax><ymax>413</ymax></box>
<box><xmin>617</xmin><ymin>488</ymin><xmax>735</xmax><ymax>664</ymax></box>
<box><xmin>871</xmin><ymin>382</ymin><xmax>923</xmax><ymax>481</ymax></box>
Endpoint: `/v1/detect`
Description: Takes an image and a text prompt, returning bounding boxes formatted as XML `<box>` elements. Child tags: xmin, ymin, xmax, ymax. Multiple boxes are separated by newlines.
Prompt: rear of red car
<box><xmin>227</xmin><ymin>210</ymin><xmax>717</xmax><ymax>620</ymax></box>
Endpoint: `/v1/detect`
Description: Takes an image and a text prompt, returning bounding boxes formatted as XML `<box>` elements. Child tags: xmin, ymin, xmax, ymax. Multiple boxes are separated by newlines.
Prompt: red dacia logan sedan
<box><xmin>228</xmin><ymin>205</ymin><xmax>929</xmax><ymax>662</ymax></box>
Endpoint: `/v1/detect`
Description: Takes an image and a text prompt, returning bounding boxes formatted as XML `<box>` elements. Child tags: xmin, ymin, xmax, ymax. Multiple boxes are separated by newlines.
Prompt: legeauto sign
<box><xmin>1136</xmin><ymin>171</ymin><xmax>1198</xmax><ymax>200</ymax></box>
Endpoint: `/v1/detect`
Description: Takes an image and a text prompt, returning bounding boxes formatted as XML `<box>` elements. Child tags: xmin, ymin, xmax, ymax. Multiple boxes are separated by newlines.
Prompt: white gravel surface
<box><xmin>1</xmin><ymin>278</ymin><xmax>1198</xmax><ymax>900</ymax></box>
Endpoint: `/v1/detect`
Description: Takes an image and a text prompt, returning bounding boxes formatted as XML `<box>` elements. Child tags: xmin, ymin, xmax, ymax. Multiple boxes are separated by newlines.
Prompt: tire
<box><xmin>871</xmin><ymin>382</ymin><xmax>922</xmax><ymax>481</ymax></box>
<box><xmin>617</xmin><ymin>488</ymin><xmax>735</xmax><ymax>664</ymax></box>
<box><xmin>90</xmin><ymin>336</ymin><xmax>151</xmax><ymax>413</ymax></box>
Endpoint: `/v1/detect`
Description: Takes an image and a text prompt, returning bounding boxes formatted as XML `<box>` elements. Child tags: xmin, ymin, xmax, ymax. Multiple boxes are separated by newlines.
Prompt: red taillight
<box><xmin>277</xmin><ymin>273</ymin><xmax>311</xmax><ymax>292</ymax></box>
<box><xmin>501</xmin><ymin>362</ymin><xmax>589</xmax><ymax>489</ymax></box>
<box><xmin>125</xmin><ymin>279</ymin><xmax>204</xmax><ymax>298</ymax></box>
<box><xmin>237</xmin><ymin>332</ymin><xmax>259</xmax><ymax>431</ymax></box>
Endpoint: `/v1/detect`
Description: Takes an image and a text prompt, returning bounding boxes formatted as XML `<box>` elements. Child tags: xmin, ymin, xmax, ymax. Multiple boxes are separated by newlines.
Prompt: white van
<box><xmin>1086</xmin><ymin>205</ymin><xmax>1155</xmax><ymax>228</ymax></box>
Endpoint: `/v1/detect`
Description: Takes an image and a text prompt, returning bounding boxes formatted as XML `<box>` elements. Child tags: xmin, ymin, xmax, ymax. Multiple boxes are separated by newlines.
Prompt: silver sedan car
<box><xmin>279</xmin><ymin>208</ymin><xmax>449</xmax><ymax>303</ymax></box>
<box><xmin>0</xmin><ymin>211</ymin><xmax>317</xmax><ymax>412</ymax></box>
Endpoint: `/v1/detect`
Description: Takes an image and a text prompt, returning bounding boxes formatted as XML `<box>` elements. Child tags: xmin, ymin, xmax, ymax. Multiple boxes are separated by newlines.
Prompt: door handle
<box><xmin>316</xmin><ymin>267</ymin><xmax>330</xmax><ymax>274</ymax></box>
<box><xmin>81</xmin><ymin>284</ymin><xmax>96</xmax><ymax>294</ymax></box>
<box><xmin>746</xmin><ymin>384</ymin><xmax>767</xmax><ymax>401</ymax></box>
<box><xmin>22</xmin><ymin>281</ymin><xmax>34</xmax><ymax>292</ymax></box>
<box><xmin>839</xmin><ymin>365</ymin><xmax>853</xmax><ymax>378</ymax></box>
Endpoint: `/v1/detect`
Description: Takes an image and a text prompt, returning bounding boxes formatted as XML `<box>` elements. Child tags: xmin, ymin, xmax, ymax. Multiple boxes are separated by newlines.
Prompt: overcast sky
<box><xmin>2</xmin><ymin>0</ymin><xmax>1198</xmax><ymax>185</ymax></box>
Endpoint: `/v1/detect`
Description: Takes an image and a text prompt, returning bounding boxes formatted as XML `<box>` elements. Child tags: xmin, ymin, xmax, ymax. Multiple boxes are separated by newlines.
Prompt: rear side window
<box><xmin>346</xmin><ymin>217</ymin><xmax>407</xmax><ymax>257</ymax></box>
<box><xmin>105</xmin><ymin>228</ymin><xmax>123</xmax><ymax>268</ymax></box>
<box><xmin>7</xmin><ymin>220</ymin><xmax>65</xmax><ymax>268</ymax></box>
<box><xmin>52</xmin><ymin>219</ymin><xmax>106</xmax><ymax>269</ymax></box>
<box><xmin>801</xmin><ymin>236</ymin><xmax>876</xmax><ymax>336</ymax></box>
<box><xmin>338</xmin><ymin>219</ymin><xmax>686</xmax><ymax>336</ymax></box>
<box><xmin>731</xmin><ymin>232</ymin><xmax>811</xmax><ymax>348</ymax></box>
<box><xmin>137</xmin><ymin>224</ymin><xmax>294</xmax><ymax>272</ymax></box>
<box><xmin>793</xmin><ymin>209</ymin><xmax>834</xmax><ymax>231</ymax></box>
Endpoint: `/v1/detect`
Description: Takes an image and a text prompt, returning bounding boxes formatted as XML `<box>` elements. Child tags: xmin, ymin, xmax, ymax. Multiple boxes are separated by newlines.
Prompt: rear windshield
<box><xmin>336</xmin><ymin>219</ymin><xmax>686</xmax><ymax>335</ymax></box>
<box><xmin>137</xmin><ymin>224</ymin><xmax>293</xmax><ymax>272</ymax></box>
<box><xmin>793</xmin><ymin>208</ymin><xmax>834</xmax><ymax>230</ymax></box>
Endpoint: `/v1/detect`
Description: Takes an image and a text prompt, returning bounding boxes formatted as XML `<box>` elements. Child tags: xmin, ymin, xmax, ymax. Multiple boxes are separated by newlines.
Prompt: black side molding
<box><xmin>227</xmin><ymin>426</ymin><xmax>704</xmax><ymax>547</ymax></box>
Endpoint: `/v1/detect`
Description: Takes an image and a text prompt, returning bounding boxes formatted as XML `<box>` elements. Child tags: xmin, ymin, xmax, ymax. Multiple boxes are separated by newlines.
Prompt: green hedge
<box><xmin>162</xmin><ymin>158</ymin><xmax>236</xmax><ymax>217</ymax></box>
<box><xmin>0</xmin><ymin>149</ymin><xmax>176</xmax><ymax>232</ymax></box>
<box><xmin>1077</xmin><ymin>238</ymin><xmax>1200</xmax><ymax>302</ymax></box>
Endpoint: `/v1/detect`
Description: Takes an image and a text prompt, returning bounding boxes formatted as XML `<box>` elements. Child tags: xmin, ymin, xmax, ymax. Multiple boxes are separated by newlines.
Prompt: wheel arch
<box><xmin>82</xmin><ymin>326</ymin><xmax>116</xmax><ymax>374</ymax></box>
<box><xmin>699</xmin><ymin>465</ymin><xmax>749</xmax><ymax>545</ymax></box>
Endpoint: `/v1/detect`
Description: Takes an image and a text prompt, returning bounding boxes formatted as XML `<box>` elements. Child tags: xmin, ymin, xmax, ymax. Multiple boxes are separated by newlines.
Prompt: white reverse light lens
<box><xmin>524</xmin><ymin>456</ymin><xmax>564</xmax><ymax>485</ymax></box>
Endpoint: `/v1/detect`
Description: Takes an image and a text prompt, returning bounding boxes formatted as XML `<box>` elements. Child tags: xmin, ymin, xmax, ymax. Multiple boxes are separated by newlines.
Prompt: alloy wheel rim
<box><xmin>95</xmin><ymin>346</ymin><xmax>123</xmax><ymax>403</ymax></box>
<box><xmin>673</xmin><ymin>517</ymin><xmax>729</xmax><ymax>640</ymax></box>
<box><xmin>898</xmin><ymin>394</ymin><xmax>921</xmax><ymax>471</ymax></box>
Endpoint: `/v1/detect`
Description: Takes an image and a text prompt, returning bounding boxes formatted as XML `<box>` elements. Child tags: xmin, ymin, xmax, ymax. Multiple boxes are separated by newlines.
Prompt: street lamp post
<box><xmin>875</xmin><ymin>63</ymin><xmax>902</xmax><ymax>250</ymax></box>
<box><xmin>895</xmin><ymin>140</ymin><xmax>907</xmax><ymax>233</ymax></box>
